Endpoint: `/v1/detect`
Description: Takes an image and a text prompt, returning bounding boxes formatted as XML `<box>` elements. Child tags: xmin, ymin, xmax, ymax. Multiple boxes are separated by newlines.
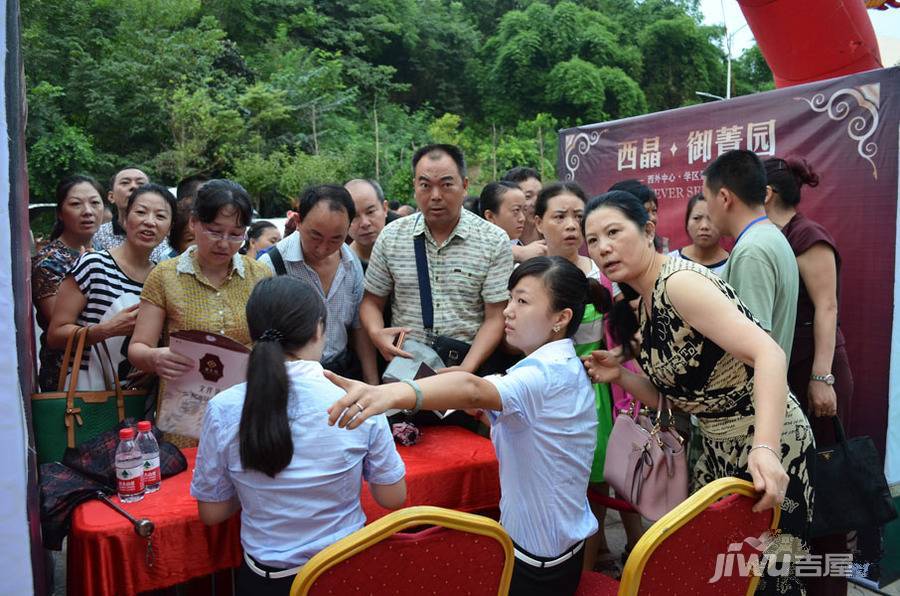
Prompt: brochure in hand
<box><xmin>156</xmin><ymin>331</ymin><xmax>250</xmax><ymax>438</ymax></box>
<box><xmin>381</xmin><ymin>338</ymin><xmax>454</xmax><ymax>418</ymax></box>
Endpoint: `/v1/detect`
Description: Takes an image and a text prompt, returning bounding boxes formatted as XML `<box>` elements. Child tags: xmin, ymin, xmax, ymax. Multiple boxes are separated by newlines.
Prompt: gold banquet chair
<box><xmin>577</xmin><ymin>477</ymin><xmax>782</xmax><ymax>596</ymax></box>
<box><xmin>290</xmin><ymin>506</ymin><xmax>514</xmax><ymax>596</ymax></box>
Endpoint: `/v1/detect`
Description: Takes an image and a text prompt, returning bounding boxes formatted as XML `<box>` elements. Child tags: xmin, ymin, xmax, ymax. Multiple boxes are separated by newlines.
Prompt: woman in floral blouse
<box><xmin>129</xmin><ymin>179</ymin><xmax>271</xmax><ymax>447</ymax></box>
<box><xmin>32</xmin><ymin>175</ymin><xmax>105</xmax><ymax>391</ymax></box>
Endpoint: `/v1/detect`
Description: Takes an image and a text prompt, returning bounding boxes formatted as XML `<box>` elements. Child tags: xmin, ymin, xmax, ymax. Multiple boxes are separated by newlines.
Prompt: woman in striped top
<box><xmin>48</xmin><ymin>184</ymin><xmax>176</xmax><ymax>390</ymax></box>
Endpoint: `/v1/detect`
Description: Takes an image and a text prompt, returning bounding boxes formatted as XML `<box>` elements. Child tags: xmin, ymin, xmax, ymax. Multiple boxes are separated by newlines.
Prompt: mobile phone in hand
<box><xmin>394</xmin><ymin>330</ymin><xmax>406</xmax><ymax>349</ymax></box>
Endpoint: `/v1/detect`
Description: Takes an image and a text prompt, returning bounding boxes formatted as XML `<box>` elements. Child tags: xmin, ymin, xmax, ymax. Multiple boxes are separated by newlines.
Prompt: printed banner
<box><xmin>558</xmin><ymin>67</ymin><xmax>900</xmax><ymax>466</ymax></box>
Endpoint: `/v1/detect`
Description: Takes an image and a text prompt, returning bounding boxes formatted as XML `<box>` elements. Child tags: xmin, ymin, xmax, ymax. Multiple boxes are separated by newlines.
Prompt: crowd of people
<box><xmin>32</xmin><ymin>144</ymin><xmax>850</xmax><ymax>596</ymax></box>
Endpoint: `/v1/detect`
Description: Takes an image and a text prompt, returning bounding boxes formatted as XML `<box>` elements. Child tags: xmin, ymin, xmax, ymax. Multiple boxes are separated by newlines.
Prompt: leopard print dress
<box><xmin>638</xmin><ymin>257</ymin><xmax>814</xmax><ymax>595</ymax></box>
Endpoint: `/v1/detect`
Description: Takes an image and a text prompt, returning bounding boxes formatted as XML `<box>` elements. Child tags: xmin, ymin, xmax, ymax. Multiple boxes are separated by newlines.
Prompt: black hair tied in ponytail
<box><xmin>240</xmin><ymin>276</ymin><xmax>327</xmax><ymax>478</ymax></box>
<box><xmin>509</xmin><ymin>256</ymin><xmax>612</xmax><ymax>339</ymax></box>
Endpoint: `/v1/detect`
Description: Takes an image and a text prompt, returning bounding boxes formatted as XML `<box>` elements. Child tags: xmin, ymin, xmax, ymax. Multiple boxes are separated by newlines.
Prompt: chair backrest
<box><xmin>290</xmin><ymin>506</ymin><xmax>514</xmax><ymax>596</ymax></box>
<box><xmin>620</xmin><ymin>477</ymin><xmax>781</xmax><ymax>596</ymax></box>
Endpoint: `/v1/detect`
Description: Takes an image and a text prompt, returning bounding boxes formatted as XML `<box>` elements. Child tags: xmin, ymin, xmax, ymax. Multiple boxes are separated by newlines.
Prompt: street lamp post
<box><xmin>720</xmin><ymin>0</ymin><xmax>749</xmax><ymax>99</ymax></box>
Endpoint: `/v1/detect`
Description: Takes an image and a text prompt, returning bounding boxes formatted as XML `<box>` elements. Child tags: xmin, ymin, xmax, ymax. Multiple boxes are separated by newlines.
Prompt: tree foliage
<box><xmin>22</xmin><ymin>0</ymin><xmax>773</xmax><ymax>208</ymax></box>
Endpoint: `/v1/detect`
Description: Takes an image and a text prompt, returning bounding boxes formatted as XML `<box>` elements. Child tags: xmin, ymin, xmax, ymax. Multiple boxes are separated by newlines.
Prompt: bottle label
<box><xmin>143</xmin><ymin>456</ymin><xmax>161</xmax><ymax>484</ymax></box>
<box><xmin>117</xmin><ymin>464</ymin><xmax>145</xmax><ymax>495</ymax></box>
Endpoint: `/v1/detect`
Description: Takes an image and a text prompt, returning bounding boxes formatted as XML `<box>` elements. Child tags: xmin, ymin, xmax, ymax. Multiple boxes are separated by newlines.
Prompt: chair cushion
<box><xmin>308</xmin><ymin>525</ymin><xmax>507</xmax><ymax>595</ymax></box>
<box><xmin>575</xmin><ymin>570</ymin><xmax>620</xmax><ymax>595</ymax></box>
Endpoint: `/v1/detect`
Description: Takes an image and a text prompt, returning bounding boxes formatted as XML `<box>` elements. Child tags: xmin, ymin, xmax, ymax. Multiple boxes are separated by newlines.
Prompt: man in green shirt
<box><xmin>703</xmin><ymin>149</ymin><xmax>799</xmax><ymax>356</ymax></box>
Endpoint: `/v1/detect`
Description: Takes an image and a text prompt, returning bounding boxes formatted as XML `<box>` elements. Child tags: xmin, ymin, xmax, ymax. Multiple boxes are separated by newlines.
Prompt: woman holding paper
<box><xmin>129</xmin><ymin>179</ymin><xmax>272</xmax><ymax>446</ymax></box>
<box><xmin>327</xmin><ymin>256</ymin><xmax>607</xmax><ymax>596</ymax></box>
<box><xmin>192</xmin><ymin>276</ymin><xmax>406</xmax><ymax>595</ymax></box>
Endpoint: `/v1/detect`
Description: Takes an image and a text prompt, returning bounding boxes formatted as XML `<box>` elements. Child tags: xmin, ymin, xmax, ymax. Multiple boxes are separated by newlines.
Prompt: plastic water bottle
<box><xmin>116</xmin><ymin>428</ymin><xmax>145</xmax><ymax>503</ymax></box>
<box><xmin>136</xmin><ymin>421</ymin><xmax>161</xmax><ymax>494</ymax></box>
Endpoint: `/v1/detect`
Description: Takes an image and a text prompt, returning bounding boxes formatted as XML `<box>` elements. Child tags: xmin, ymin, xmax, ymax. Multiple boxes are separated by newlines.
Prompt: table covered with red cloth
<box><xmin>67</xmin><ymin>426</ymin><xmax>500</xmax><ymax>596</ymax></box>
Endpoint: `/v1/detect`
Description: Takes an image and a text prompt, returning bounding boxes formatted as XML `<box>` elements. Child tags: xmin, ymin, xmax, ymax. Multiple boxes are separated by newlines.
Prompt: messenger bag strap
<box><xmin>268</xmin><ymin>246</ymin><xmax>288</xmax><ymax>276</ymax></box>
<box><xmin>413</xmin><ymin>218</ymin><xmax>434</xmax><ymax>333</ymax></box>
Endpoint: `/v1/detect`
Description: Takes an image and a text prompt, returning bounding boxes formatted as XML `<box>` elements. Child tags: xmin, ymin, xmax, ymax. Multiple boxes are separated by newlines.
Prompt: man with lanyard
<box><xmin>703</xmin><ymin>149</ymin><xmax>799</xmax><ymax>356</ymax></box>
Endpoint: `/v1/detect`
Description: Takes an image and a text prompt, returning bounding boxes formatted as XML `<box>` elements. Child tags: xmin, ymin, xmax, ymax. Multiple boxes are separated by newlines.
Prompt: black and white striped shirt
<box><xmin>70</xmin><ymin>251</ymin><xmax>143</xmax><ymax>376</ymax></box>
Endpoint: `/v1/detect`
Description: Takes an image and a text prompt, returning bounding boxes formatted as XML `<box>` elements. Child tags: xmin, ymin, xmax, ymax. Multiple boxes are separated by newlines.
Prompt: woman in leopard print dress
<box><xmin>582</xmin><ymin>191</ymin><xmax>814</xmax><ymax>595</ymax></box>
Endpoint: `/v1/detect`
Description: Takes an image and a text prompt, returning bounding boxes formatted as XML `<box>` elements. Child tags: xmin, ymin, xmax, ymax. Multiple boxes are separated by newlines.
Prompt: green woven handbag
<box><xmin>31</xmin><ymin>327</ymin><xmax>150</xmax><ymax>464</ymax></box>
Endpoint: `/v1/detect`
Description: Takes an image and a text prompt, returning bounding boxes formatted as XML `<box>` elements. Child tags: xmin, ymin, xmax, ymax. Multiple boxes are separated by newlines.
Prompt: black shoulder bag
<box><xmin>414</xmin><ymin>232</ymin><xmax>517</xmax><ymax>376</ymax></box>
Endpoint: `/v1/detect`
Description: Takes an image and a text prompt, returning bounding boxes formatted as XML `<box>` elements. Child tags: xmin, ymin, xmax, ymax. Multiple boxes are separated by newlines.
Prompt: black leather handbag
<box><xmin>810</xmin><ymin>417</ymin><xmax>897</xmax><ymax>537</ymax></box>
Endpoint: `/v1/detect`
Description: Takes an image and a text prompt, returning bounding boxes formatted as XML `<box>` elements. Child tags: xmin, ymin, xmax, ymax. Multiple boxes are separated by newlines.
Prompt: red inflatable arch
<box><xmin>738</xmin><ymin>0</ymin><xmax>884</xmax><ymax>88</ymax></box>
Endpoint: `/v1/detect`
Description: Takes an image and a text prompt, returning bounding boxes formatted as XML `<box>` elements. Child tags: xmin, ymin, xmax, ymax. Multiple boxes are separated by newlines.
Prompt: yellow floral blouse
<box><xmin>141</xmin><ymin>246</ymin><xmax>272</xmax><ymax>346</ymax></box>
<box><xmin>141</xmin><ymin>246</ymin><xmax>272</xmax><ymax>446</ymax></box>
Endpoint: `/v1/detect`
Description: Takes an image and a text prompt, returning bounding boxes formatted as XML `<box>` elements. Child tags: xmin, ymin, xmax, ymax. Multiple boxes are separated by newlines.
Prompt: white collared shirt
<box><xmin>259</xmin><ymin>233</ymin><xmax>364</xmax><ymax>362</ymax></box>
<box><xmin>191</xmin><ymin>360</ymin><xmax>405</xmax><ymax>567</ymax></box>
<box><xmin>484</xmin><ymin>339</ymin><xmax>599</xmax><ymax>557</ymax></box>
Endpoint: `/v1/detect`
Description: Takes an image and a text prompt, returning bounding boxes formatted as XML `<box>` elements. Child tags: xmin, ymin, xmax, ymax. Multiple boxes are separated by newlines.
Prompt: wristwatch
<box><xmin>810</xmin><ymin>373</ymin><xmax>835</xmax><ymax>385</ymax></box>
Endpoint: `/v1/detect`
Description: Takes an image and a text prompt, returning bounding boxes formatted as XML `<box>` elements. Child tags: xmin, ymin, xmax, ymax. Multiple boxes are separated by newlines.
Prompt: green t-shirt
<box><xmin>573</xmin><ymin>303</ymin><xmax>613</xmax><ymax>483</ymax></box>
<box><xmin>722</xmin><ymin>222</ymin><xmax>799</xmax><ymax>356</ymax></box>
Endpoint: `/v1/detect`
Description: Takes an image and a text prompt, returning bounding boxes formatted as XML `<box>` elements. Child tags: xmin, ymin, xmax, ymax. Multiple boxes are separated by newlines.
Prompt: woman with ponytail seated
<box><xmin>327</xmin><ymin>257</ymin><xmax>607</xmax><ymax>596</ymax></box>
<box><xmin>190</xmin><ymin>276</ymin><xmax>406</xmax><ymax>596</ymax></box>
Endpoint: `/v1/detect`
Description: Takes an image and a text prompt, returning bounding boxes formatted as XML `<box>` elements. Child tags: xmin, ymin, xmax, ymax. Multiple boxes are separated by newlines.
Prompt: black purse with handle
<box><xmin>810</xmin><ymin>416</ymin><xmax>897</xmax><ymax>537</ymax></box>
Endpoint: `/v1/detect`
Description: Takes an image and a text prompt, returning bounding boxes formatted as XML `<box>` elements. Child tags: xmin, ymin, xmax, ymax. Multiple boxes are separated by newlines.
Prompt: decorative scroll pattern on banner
<box><xmin>795</xmin><ymin>83</ymin><xmax>881</xmax><ymax>179</ymax></box>
<box><xmin>564</xmin><ymin>129</ymin><xmax>604</xmax><ymax>180</ymax></box>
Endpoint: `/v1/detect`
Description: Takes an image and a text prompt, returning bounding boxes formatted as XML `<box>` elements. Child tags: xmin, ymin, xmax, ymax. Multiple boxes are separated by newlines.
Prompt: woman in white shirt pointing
<box><xmin>327</xmin><ymin>256</ymin><xmax>609</xmax><ymax>596</ymax></box>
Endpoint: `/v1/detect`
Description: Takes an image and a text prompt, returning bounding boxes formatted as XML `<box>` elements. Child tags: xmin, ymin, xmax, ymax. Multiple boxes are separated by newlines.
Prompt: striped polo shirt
<box><xmin>365</xmin><ymin>209</ymin><xmax>514</xmax><ymax>344</ymax></box>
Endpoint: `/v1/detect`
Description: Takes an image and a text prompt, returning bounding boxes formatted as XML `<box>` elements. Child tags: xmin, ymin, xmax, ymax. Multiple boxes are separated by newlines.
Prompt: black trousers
<box><xmin>509</xmin><ymin>541</ymin><xmax>585</xmax><ymax>596</ymax></box>
<box><xmin>235</xmin><ymin>557</ymin><xmax>297</xmax><ymax>596</ymax></box>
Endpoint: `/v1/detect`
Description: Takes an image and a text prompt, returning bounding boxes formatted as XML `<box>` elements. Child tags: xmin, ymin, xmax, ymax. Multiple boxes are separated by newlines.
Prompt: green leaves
<box><xmin>637</xmin><ymin>16</ymin><xmax>724</xmax><ymax>111</ymax></box>
<box><xmin>230</xmin><ymin>151</ymin><xmax>351</xmax><ymax>216</ymax></box>
<box><xmin>481</xmin><ymin>1</ymin><xmax>648</xmax><ymax>127</ymax></box>
<box><xmin>546</xmin><ymin>58</ymin><xmax>608</xmax><ymax>124</ymax></box>
<box><xmin>21</xmin><ymin>0</ymin><xmax>772</xmax><ymax>209</ymax></box>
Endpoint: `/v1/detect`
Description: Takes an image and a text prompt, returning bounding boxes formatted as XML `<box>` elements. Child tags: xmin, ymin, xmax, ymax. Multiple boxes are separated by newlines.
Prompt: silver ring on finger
<box><xmin>356</xmin><ymin>403</ymin><xmax>365</xmax><ymax>413</ymax></box>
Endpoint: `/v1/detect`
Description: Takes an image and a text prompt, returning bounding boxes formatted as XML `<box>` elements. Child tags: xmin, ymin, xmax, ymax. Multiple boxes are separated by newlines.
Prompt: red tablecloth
<box><xmin>67</xmin><ymin>426</ymin><xmax>500</xmax><ymax>596</ymax></box>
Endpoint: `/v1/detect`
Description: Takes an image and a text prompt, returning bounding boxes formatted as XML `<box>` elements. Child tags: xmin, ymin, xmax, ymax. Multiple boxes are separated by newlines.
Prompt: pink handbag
<box><xmin>603</xmin><ymin>394</ymin><xmax>688</xmax><ymax>521</ymax></box>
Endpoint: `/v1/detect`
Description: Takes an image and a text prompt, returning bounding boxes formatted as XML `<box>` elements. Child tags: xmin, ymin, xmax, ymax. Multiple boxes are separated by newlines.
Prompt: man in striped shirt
<box><xmin>362</xmin><ymin>144</ymin><xmax>514</xmax><ymax>374</ymax></box>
